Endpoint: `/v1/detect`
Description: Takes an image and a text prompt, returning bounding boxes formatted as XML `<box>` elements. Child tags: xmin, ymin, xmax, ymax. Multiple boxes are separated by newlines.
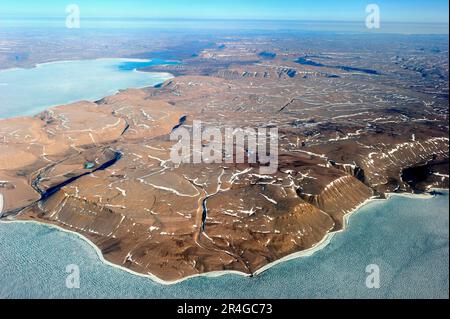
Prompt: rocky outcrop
<box><xmin>299</xmin><ymin>175</ymin><xmax>373</xmax><ymax>230</ymax></box>
<box><xmin>360</xmin><ymin>137</ymin><xmax>449</xmax><ymax>193</ymax></box>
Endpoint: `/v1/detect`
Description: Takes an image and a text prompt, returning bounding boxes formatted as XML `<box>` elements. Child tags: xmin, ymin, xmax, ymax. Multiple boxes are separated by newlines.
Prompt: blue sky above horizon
<box><xmin>0</xmin><ymin>0</ymin><xmax>449</xmax><ymax>23</ymax></box>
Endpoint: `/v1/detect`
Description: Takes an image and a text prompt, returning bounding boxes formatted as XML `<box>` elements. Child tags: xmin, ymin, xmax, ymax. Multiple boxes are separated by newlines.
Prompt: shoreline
<box><xmin>0</xmin><ymin>57</ymin><xmax>177</xmax><ymax>73</ymax></box>
<box><xmin>254</xmin><ymin>189</ymin><xmax>441</xmax><ymax>276</ymax></box>
<box><xmin>0</xmin><ymin>218</ymin><xmax>252</xmax><ymax>286</ymax></box>
<box><xmin>0</xmin><ymin>58</ymin><xmax>174</xmax><ymax>120</ymax></box>
<box><xmin>1</xmin><ymin>189</ymin><xmax>446</xmax><ymax>286</ymax></box>
<box><xmin>0</xmin><ymin>194</ymin><xmax>3</xmax><ymax>217</ymax></box>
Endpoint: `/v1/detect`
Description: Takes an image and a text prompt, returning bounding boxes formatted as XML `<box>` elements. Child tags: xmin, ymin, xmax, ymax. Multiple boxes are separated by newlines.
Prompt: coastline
<box><xmin>0</xmin><ymin>194</ymin><xmax>3</xmax><ymax>217</ymax></box>
<box><xmin>0</xmin><ymin>218</ymin><xmax>252</xmax><ymax>286</ymax></box>
<box><xmin>0</xmin><ymin>57</ymin><xmax>171</xmax><ymax>73</ymax></box>
<box><xmin>1</xmin><ymin>189</ymin><xmax>446</xmax><ymax>286</ymax></box>
<box><xmin>0</xmin><ymin>58</ymin><xmax>174</xmax><ymax>120</ymax></box>
<box><xmin>254</xmin><ymin>189</ymin><xmax>440</xmax><ymax>276</ymax></box>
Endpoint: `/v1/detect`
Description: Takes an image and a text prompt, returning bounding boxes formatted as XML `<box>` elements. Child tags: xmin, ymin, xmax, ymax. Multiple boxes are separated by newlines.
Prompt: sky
<box><xmin>0</xmin><ymin>0</ymin><xmax>448</xmax><ymax>23</ymax></box>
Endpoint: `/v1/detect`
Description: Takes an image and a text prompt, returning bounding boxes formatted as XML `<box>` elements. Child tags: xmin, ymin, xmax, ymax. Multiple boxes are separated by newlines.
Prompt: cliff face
<box><xmin>299</xmin><ymin>175</ymin><xmax>373</xmax><ymax>230</ymax></box>
<box><xmin>360</xmin><ymin>137</ymin><xmax>449</xmax><ymax>193</ymax></box>
<box><xmin>1</xmin><ymin>69</ymin><xmax>448</xmax><ymax>282</ymax></box>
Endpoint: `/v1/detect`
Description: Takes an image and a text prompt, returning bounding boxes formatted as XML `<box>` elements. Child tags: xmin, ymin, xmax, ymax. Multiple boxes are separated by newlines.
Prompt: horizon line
<box><xmin>0</xmin><ymin>16</ymin><xmax>449</xmax><ymax>25</ymax></box>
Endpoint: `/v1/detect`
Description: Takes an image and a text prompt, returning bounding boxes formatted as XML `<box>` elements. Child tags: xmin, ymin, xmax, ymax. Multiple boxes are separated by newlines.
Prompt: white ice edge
<box><xmin>0</xmin><ymin>57</ymin><xmax>179</xmax><ymax>74</ymax></box>
<box><xmin>0</xmin><ymin>219</ymin><xmax>252</xmax><ymax>285</ymax></box>
<box><xmin>0</xmin><ymin>193</ymin><xmax>4</xmax><ymax>217</ymax></box>
<box><xmin>0</xmin><ymin>58</ymin><xmax>175</xmax><ymax>121</ymax></box>
<box><xmin>1</xmin><ymin>189</ymin><xmax>445</xmax><ymax>285</ymax></box>
<box><xmin>253</xmin><ymin>190</ymin><xmax>438</xmax><ymax>276</ymax></box>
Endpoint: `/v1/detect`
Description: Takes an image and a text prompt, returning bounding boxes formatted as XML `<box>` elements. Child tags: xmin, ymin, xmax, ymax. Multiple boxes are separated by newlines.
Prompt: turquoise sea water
<box><xmin>0</xmin><ymin>192</ymin><xmax>448</xmax><ymax>299</ymax></box>
<box><xmin>0</xmin><ymin>58</ymin><xmax>174</xmax><ymax>119</ymax></box>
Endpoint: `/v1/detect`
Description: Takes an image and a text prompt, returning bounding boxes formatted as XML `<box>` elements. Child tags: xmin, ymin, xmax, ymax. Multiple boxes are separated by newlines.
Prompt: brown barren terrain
<box><xmin>1</xmin><ymin>38</ymin><xmax>448</xmax><ymax>282</ymax></box>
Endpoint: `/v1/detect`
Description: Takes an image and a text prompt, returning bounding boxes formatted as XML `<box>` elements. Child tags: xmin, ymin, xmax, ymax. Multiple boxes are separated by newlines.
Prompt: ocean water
<box><xmin>0</xmin><ymin>192</ymin><xmax>448</xmax><ymax>299</ymax></box>
<box><xmin>0</xmin><ymin>58</ymin><xmax>174</xmax><ymax>119</ymax></box>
